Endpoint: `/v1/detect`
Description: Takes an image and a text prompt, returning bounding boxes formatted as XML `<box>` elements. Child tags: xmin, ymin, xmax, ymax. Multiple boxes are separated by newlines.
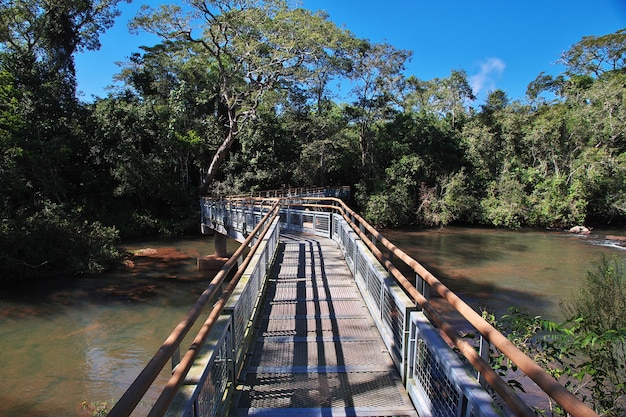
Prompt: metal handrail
<box><xmin>328</xmin><ymin>201</ymin><xmax>533</xmax><ymax>416</ymax></box>
<box><xmin>204</xmin><ymin>197</ymin><xmax>532</xmax><ymax>414</ymax></box>
<box><xmin>220</xmin><ymin>185</ymin><xmax>351</xmax><ymax>199</ymax></box>
<box><xmin>148</xmin><ymin>205</ymin><xmax>280</xmax><ymax>416</ymax></box>
<box><xmin>113</xmin><ymin>191</ymin><xmax>598</xmax><ymax>417</ymax></box>
<box><xmin>199</xmin><ymin>195</ymin><xmax>598</xmax><ymax>416</ymax></box>
<box><xmin>301</xmin><ymin>196</ymin><xmax>598</xmax><ymax>417</ymax></box>
<box><xmin>107</xmin><ymin>201</ymin><xmax>281</xmax><ymax>417</ymax></box>
<box><xmin>203</xmin><ymin>197</ymin><xmax>528</xmax><ymax>413</ymax></box>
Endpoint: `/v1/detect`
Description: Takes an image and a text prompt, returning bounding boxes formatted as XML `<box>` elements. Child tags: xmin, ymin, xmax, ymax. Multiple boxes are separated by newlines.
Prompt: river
<box><xmin>383</xmin><ymin>226</ymin><xmax>626</xmax><ymax>320</ymax></box>
<box><xmin>0</xmin><ymin>227</ymin><xmax>624</xmax><ymax>416</ymax></box>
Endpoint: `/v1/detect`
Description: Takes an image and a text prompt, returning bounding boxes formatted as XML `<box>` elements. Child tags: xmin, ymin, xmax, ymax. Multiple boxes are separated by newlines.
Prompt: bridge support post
<box><xmin>197</xmin><ymin>234</ymin><xmax>229</xmax><ymax>271</ymax></box>
<box><xmin>214</xmin><ymin>233</ymin><xmax>228</xmax><ymax>258</ymax></box>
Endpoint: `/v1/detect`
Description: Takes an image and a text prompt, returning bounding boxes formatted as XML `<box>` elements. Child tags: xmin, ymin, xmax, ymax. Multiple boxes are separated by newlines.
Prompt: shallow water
<box><xmin>0</xmin><ymin>235</ymin><xmax>239</xmax><ymax>417</ymax></box>
<box><xmin>0</xmin><ymin>227</ymin><xmax>624</xmax><ymax>416</ymax></box>
<box><xmin>383</xmin><ymin>226</ymin><xmax>626</xmax><ymax>320</ymax></box>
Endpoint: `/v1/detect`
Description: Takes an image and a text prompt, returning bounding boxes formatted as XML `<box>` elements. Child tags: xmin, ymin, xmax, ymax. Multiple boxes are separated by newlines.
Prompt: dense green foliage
<box><xmin>0</xmin><ymin>0</ymin><xmax>625</xmax><ymax>279</ymax></box>
<box><xmin>487</xmin><ymin>256</ymin><xmax>626</xmax><ymax>416</ymax></box>
<box><xmin>0</xmin><ymin>0</ymin><xmax>128</xmax><ymax>279</ymax></box>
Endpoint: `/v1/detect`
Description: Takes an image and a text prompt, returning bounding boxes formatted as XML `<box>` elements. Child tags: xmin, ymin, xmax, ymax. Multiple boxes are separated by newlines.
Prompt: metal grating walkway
<box><xmin>230</xmin><ymin>232</ymin><xmax>418</xmax><ymax>417</ymax></box>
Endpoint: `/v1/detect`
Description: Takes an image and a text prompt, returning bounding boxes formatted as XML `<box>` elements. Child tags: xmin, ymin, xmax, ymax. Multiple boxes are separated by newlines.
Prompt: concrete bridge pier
<box><xmin>197</xmin><ymin>233</ymin><xmax>229</xmax><ymax>271</ymax></box>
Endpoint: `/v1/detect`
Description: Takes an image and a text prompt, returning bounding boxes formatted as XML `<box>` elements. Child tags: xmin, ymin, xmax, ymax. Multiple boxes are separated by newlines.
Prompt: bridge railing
<box><xmin>200</xmin><ymin>197</ymin><xmax>275</xmax><ymax>242</ymax></box>
<box><xmin>199</xmin><ymin>195</ymin><xmax>599</xmax><ymax>417</ymax></box>
<box><xmin>165</xmin><ymin>215</ymin><xmax>281</xmax><ymax>417</ymax></box>
<box><xmin>110</xmin><ymin>191</ymin><xmax>599</xmax><ymax>417</ymax></box>
<box><xmin>200</xmin><ymin>197</ymin><xmax>333</xmax><ymax>242</ymax></box>
<box><xmin>225</xmin><ymin>185</ymin><xmax>351</xmax><ymax>200</ymax></box>
<box><xmin>332</xmin><ymin>212</ymin><xmax>499</xmax><ymax>417</ymax></box>
<box><xmin>107</xmin><ymin>202</ymin><xmax>281</xmax><ymax>417</ymax></box>
<box><xmin>319</xmin><ymin>196</ymin><xmax>599</xmax><ymax>417</ymax></box>
<box><xmin>200</xmin><ymin>198</ymin><xmax>503</xmax><ymax>416</ymax></box>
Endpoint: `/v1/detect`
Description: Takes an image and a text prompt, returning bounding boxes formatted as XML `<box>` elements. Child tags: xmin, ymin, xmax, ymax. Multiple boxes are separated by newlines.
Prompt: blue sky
<box><xmin>75</xmin><ymin>0</ymin><xmax>626</xmax><ymax>103</ymax></box>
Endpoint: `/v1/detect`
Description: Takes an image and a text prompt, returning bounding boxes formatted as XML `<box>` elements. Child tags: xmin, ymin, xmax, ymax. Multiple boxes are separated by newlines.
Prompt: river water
<box><xmin>383</xmin><ymin>226</ymin><xmax>626</xmax><ymax>320</ymax></box>
<box><xmin>0</xmin><ymin>227</ymin><xmax>624</xmax><ymax>416</ymax></box>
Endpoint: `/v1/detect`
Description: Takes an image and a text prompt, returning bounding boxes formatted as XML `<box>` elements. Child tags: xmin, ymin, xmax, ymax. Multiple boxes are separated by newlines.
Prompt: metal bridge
<box><xmin>107</xmin><ymin>188</ymin><xmax>599</xmax><ymax>417</ymax></box>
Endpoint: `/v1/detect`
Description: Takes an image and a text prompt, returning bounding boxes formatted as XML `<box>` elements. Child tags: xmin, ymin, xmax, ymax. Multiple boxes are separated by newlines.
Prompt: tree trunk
<box><xmin>198</xmin><ymin>118</ymin><xmax>238</xmax><ymax>196</ymax></box>
<box><xmin>359</xmin><ymin>121</ymin><xmax>367</xmax><ymax>168</ymax></box>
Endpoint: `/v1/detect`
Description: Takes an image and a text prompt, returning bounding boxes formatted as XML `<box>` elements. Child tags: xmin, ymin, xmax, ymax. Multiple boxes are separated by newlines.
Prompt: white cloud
<box><xmin>469</xmin><ymin>58</ymin><xmax>506</xmax><ymax>96</ymax></box>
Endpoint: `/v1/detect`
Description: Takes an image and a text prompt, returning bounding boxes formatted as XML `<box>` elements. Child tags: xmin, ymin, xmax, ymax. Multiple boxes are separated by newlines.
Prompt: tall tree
<box><xmin>528</xmin><ymin>28</ymin><xmax>626</xmax><ymax>102</ymax></box>
<box><xmin>116</xmin><ymin>42</ymin><xmax>223</xmax><ymax>190</ymax></box>
<box><xmin>431</xmin><ymin>69</ymin><xmax>475</xmax><ymax>130</ymax></box>
<box><xmin>0</xmin><ymin>0</ymin><xmax>128</xmax><ymax>89</ymax></box>
<box><xmin>0</xmin><ymin>0</ymin><xmax>128</xmax><ymax>204</ymax></box>
<box><xmin>0</xmin><ymin>0</ymin><xmax>127</xmax><ymax>278</ymax></box>
<box><xmin>560</xmin><ymin>28</ymin><xmax>626</xmax><ymax>77</ymax></box>
<box><xmin>345</xmin><ymin>40</ymin><xmax>411</xmax><ymax>170</ymax></box>
<box><xmin>0</xmin><ymin>70</ymin><xmax>25</xmax><ymax>217</ymax></box>
<box><xmin>131</xmin><ymin>0</ymin><xmax>354</xmax><ymax>194</ymax></box>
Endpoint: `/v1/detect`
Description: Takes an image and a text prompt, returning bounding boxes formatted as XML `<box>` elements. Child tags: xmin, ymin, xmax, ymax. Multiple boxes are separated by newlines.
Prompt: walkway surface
<box><xmin>229</xmin><ymin>232</ymin><xmax>417</xmax><ymax>417</ymax></box>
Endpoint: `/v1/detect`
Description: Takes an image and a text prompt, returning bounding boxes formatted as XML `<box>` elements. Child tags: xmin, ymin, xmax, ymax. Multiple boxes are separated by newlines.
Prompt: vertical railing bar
<box><xmin>478</xmin><ymin>335</ymin><xmax>490</xmax><ymax>387</ymax></box>
<box><xmin>171</xmin><ymin>347</ymin><xmax>180</xmax><ymax>372</ymax></box>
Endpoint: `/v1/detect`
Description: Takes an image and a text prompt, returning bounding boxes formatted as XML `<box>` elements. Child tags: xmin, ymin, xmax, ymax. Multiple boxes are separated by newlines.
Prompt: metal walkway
<box><xmin>229</xmin><ymin>232</ymin><xmax>418</xmax><ymax>417</ymax></box>
<box><xmin>107</xmin><ymin>195</ymin><xmax>599</xmax><ymax>417</ymax></box>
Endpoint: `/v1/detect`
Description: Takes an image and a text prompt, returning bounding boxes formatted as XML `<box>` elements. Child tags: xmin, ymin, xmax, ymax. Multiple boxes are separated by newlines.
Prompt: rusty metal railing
<box><xmin>306</xmin><ymin>196</ymin><xmax>598</xmax><ymax>417</ymax></box>
<box><xmin>107</xmin><ymin>201</ymin><xmax>281</xmax><ymax>417</ymax></box>
<box><xmin>220</xmin><ymin>185</ymin><xmax>351</xmax><ymax>200</ymax></box>
<box><xmin>111</xmin><ymin>191</ymin><xmax>599</xmax><ymax>417</ymax></box>
<box><xmin>199</xmin><ymin>194</ymin><xmax>599</xmax><ymax>416</ymax></box>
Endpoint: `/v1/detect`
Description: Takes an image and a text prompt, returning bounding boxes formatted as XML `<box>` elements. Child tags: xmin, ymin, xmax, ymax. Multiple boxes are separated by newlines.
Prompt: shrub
<box><xmin>0</xmin><ymin>201</ymin><xmax>121</xmax><ymax>281</ymax></box>
<box><xmin>560</xmin><ymin>255</ymin><xmax>626</xmax><ymax>415</ymax></box>
<box><xmin>486</xmin><ymin>256</ymin><xmax>626</xmax><ymax>416</ymax></box>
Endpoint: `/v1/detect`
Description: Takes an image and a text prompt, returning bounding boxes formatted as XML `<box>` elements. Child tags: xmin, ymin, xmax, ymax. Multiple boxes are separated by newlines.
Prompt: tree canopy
<box><xmin>1</xmin><ymin>1</ymin><xmax>625</xmax><ymax>278</ymax></box>
<box><xmin>130</xmin><ymin>0</ymin><xmax>356</xmax><ymax>192</ymax></box>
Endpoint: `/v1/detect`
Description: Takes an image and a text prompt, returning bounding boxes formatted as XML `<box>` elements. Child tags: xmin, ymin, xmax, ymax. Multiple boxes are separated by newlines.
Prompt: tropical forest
<box><xmin>1</xmin><ymin>0</ymin><xmax>625</xmax><ymax>281</ymax></box>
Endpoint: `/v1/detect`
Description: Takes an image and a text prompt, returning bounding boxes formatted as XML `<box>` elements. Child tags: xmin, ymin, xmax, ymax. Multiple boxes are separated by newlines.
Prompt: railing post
<box><xmin>478</xmin><ymin>336</ymin><xmax>490</xmax><ymax>387</ymax></box>
<box><xmin>228</xmin><ymin>314</ymin><xmax>237</xmax><ymax>397</ymax></box>
<box><xmin>416</xmin><ymin>273</ymin><xmax>430</xmax><ymax>303</ymax></box>
<box><xmin>171</xmin><ymin>346</ymin><xmax>180</xmax><ymax>372</ymax></box>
